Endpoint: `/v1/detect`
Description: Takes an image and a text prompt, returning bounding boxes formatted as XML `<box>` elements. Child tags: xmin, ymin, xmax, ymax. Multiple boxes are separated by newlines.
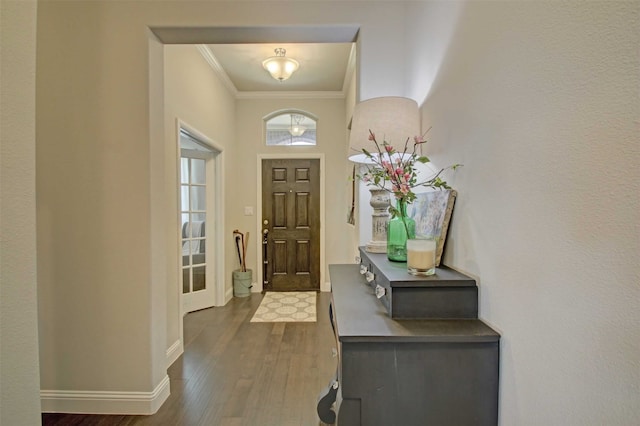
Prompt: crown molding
<box><xmin>236</xmin><ymin>91</ymin><xmax>345</xmax><ymax>100</ymax></box>
<box><xmin>196</xmin><ymin>45</ymin><xmax>238</xmax><ymax>97</ymax></box>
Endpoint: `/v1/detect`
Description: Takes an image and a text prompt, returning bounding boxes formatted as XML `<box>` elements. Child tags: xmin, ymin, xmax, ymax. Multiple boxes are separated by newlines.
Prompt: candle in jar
<box><xmin>407</xmin><ymin>238</ymin><xmax>436</xmax><ymax>275</ymax></box>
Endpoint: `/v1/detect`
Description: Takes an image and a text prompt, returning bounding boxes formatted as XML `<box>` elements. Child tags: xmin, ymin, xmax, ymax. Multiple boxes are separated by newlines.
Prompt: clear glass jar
<box><xmin>407</xmin><ymin>237</ymin><xmax>437</xmax><ymax>275</ymax></box>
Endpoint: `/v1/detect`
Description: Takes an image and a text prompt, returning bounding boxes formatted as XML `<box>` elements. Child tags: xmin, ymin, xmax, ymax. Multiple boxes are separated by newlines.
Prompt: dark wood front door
<box><xmin>262</xmin><ymin>158</ymin><xmax>320</xmax><ymax>291</ymax></box>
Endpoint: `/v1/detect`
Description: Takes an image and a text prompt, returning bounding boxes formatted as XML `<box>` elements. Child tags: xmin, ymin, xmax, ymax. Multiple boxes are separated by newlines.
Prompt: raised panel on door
<box><xmin>262</xmin><ymin>159</ymin><xmax>320</xmax><ymax>291</ymax></box>
<box><xmin>295</xmin><ymin>192</ymin><xmax>310</xmax><ymax>228</ymax></box>
<box><xmin>273</xmin><ymin>240</ymin><xmax>288</xmax><ymax>274</ymax></box>
<box><xmin>272</xmin><ymin>192</ymin><xmax>287</xmax><ymax>229</ymax></box>
<box><xmin>295</xmin><ymin>240</ymin><xmax>311</xmax><ymax>274</ymax></box>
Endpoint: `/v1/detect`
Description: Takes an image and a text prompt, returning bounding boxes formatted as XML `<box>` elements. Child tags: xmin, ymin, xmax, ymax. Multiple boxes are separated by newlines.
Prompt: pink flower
<box><xmin>382</xmin><ymin>162</ymin><xmax>394</xmax><ymax>175</ymax></box>
<box><xmin>357</xmin><ymin>127</ymin><xmax>457</xmax><ymax>203</ymax></box>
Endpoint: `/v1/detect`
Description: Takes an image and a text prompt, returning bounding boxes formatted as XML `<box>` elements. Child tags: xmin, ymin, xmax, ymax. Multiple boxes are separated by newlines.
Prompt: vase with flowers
<box><xmin>358</xmin><ymin>128</ymin><xmax>460</xmax><ymax>262</ymax></box>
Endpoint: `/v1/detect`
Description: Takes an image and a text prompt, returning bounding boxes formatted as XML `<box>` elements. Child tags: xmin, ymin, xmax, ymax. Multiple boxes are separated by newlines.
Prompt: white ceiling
<box><xmin>203</xmin><ymin>42</ymin><xmax>355</xmax><ymax>96</ymax></box>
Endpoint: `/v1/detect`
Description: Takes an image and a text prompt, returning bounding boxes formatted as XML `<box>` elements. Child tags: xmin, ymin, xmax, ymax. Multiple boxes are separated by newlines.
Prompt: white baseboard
<box><xmin>41</xmin><ymin>374</ymin><xmax>170</xmax><ymax>415</ymax></box>
<box><xmin>321</xmin><ymin>281</ymin><xmax>331</xmax><ymax>292</ymax></box>
<box><xmin>166</xmin><ymin>339</ymin><xmax>183</xmax><ymax>367</ymax></box>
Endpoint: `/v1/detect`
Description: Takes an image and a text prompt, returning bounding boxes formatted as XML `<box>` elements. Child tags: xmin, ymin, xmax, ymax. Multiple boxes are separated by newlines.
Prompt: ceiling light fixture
<box><xmin>289</xmin><ymin>114</ymin><xmax>306</xmax><ymax>136</ymax></box>
<box><xmin>262</xmin><ymin>48</ymin><xmax>299</xmax><ymax>82</ymax></box>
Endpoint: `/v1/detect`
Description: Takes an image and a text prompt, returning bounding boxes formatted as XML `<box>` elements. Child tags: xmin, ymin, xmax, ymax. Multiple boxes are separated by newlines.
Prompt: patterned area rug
<box><xmin>250</xmin><ymin>292</ymin><xmax>317</xmax><ymax>323</ymax></box>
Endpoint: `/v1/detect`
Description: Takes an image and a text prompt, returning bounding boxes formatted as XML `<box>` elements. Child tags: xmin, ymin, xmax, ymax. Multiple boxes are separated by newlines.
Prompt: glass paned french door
<box><xmin>181</xmin><ymin>157</ymin><xmax>207</xmax><ymax>296</ymax></box>
<box><xmin>179</xmin><ymin>125</ymin><xmax>221</xmax><ymax>314</ymax></box>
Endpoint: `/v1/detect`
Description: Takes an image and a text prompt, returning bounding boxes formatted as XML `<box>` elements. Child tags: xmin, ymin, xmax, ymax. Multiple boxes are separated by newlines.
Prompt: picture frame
<box><xmin>406</xmin><ymin>190</ymin><xmax>457</xmax><ymax>266</ymax></box>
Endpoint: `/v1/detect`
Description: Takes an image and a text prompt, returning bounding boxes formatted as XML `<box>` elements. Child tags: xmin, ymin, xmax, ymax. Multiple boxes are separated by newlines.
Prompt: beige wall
<box><xmin>163</xmin><ymin>45</ymin><xmax>237</xmax><ymax>357</ymax></box>
<box><xmin>37</xmin><ymin>1</ymin><xmax>165</xmax><ymax>396</ymax></box>
<box><xmin>0</xmin><ymin>0</ymin><xmax>42</xmax><ymax>424</ymax></box>
<box><xmin>402</xmin><ymin>1</ymin><xmax>640</xmax><ymax>424</ymax></box>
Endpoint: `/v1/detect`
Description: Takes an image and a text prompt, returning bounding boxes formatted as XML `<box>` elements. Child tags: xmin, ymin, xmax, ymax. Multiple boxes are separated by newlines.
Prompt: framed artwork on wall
<box><xmin>406</xmin><ymin>190</ymin><xmax>457</xmax><ymax>266</ymax></box>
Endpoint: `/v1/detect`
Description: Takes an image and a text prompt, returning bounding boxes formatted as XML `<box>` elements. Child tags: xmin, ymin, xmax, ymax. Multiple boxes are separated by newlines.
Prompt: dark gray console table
<box><xmin>317</xmin><ymin>252</ymin><xmax>500</xmax><ymax>425</ymax></box>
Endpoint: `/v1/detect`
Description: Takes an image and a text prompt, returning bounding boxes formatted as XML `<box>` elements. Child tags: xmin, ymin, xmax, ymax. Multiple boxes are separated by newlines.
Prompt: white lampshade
<box><xmin>348</xmin><ymin>97</ymin><xmax>420</xmax><ymax>163</ymax></box>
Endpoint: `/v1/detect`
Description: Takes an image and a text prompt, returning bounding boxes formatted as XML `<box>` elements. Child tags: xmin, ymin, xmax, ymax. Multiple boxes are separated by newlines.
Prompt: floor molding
<box><xmin>41</xmin><ymin>374</ymin><xmax>170</xmax><ymax>415</ymax></box>
<box><xmin>166</xmin><ymin>339</ymin><xmax>183</xmax><ymax>367</ymax></box>
<box><xmin>225</xmin><ymin>286</ymin><xmax>234</xmax><ymax>303</ymax></box>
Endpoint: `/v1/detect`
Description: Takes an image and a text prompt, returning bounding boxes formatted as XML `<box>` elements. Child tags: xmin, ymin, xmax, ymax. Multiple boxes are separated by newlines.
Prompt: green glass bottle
<box><xmin>387</xmin><ymin>199</ymin><xmax>415</xmax><ymax>262</ymax></box>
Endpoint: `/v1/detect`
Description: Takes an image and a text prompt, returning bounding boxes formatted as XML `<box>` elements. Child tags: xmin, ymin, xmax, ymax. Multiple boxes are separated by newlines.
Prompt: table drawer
<box><xmin>358</xmin><ymin>248</ymin><xmax>478</xmax><ymax>319</ymax></box>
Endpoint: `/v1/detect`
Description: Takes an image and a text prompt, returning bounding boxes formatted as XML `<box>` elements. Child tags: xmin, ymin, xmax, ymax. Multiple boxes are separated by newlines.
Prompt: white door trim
<box><xmin>256</xmin><ymin>154</ymin><xmax>326</xmax><ymax>293</ymax></box>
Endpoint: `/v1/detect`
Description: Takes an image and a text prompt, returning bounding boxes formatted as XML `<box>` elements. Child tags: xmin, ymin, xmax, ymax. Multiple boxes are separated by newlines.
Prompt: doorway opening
<box><xmin>151</xmin><ymin>24</ymin><xmax>358</xmax><ymax>370</ymax></box>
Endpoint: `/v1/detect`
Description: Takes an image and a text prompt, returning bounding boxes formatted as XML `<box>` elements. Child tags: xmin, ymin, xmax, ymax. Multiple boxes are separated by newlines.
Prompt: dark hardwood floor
<box><xmin>42</xmin><ymin>293</ymin><xmax>336</xmax><ymax>426</ymax></box>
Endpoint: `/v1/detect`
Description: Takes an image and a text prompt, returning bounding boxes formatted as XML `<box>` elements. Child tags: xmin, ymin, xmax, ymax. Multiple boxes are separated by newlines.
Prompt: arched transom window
<box><xmin>264</xmin><ymin>110</ymin><xmax>317</xmax><ymax>146</ymax></box>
